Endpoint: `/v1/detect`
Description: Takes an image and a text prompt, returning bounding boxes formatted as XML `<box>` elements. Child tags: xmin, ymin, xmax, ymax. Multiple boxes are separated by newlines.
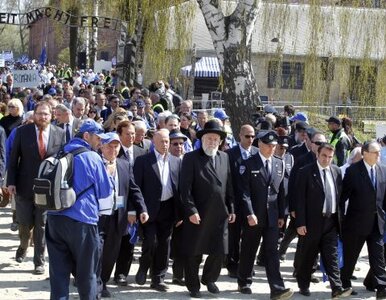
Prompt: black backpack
<box><xmin>33</xmin><ymin>147</ymin><xmax>90</xmax><ymax>211</ymax></box>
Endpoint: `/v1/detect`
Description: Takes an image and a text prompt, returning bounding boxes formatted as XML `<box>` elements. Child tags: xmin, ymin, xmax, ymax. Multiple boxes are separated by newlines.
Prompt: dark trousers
<box><xmin>16</xmin><ymin>196</ymin><xmax>46</xmax><ymax>267</ymax></box>
<box><xmin>238</xmin><ymin>224</ymin><xmax>285</xmax><ymax>292</ymax></box>
<box><xmin>46</xmin><ymin>215</ymin><xmax>100</xmax><ymax>300</ymax></box>
<box><xmin>279</xmin><ymin>216</ymin><xmax>298</xmax><ymax>256</ymax></box>
<box><xmin>226</xmin><ymin>216</ymin><xmax>242</xmax><ymax>273</ymax></box>
<box><xmin>184</xmin><ymin>254</ymin><xmax>223</xmax><ymax>292</ymax></box>
<box><xmin>296</xmin><ymin>216</ymin><xmax>342</xmax><ymax>290</ymax></box>
<box><xmin>341</xmin><ymin>217</ymin><xmax>386</xmax><ymax>289</ymax></box>
<box><xmin>171</xmin><ymin>223</ymin><xmax>184</xmax><ymax>280</ymax></box>
<box><xmin>139</xmin><ymin>199</ymin><xmax>174</xmax><ymax>284</ymax></box>
<box><xmin>98</xmin><ymin>214</ymin><xmax>123</xmax><ymax>285</ymax></box>
<box><xmin>364</xmin><ymin>244</ymin><xmax>386</xmax><ymax>289</ymax></box>
<box><xmin>114</xmin><ymin>234</ymin><xmax>135</xmax><ymax>279</ymax></box>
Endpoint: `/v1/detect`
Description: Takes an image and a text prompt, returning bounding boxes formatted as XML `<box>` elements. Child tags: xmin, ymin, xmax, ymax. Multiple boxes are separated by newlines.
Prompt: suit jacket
<box><xmin>241</xmin><ymin>152</ymin><xmax>285</xmax><ymax>228</ymax></box>
<box><xmin>340</xmin><ymin>160</ymin><xmax>386</xmax><ymax>236</ymax></box>
<box><xmin>226</xmin><ymin>144</ymin><xmax>258</xmax><ymax>213</ymax></box>
<box><xmin>3</xmin><ymin>83</ymin><xmax>15</xmax><ymax>97</ymax></box>
<box><xmin>134</xmin><ymin>138</ymin><xmax>151</xmax><ymax>153</ymax></box>
<box><xmin>57</xmin><ymin>118</ymin><xmax>82</xmax><ymax>141</ymax></box>
<box><xmin>7</xmin><ymin>123</ymin><xmax>65</xmax><ymax>198</ymax></box>
<box><xmin>180</xmin><ymin>148</ymin><xmax>234</xmax><ymax>255</ymax></box>
<box><xmin>118</xmin><ymin>144</ymin><xmax>147</xmax><ymax>165</ymax></box>
<box><xmin>101</xmin><ymin>107</ymin><xmax>113</xmax><ymax>122</ymax></box>
<box><xmin>295</xmin><ymin>162</ymin><xmax>343</xmax><ymax>236</ymax></box>
<box><xmin>114</xmin><ymin>157</ymin><xmax>147</xmax><ymax>235</ymax></box>
<box><xmin>133</xmin><ymin>151</ymin><xmax>180</xmax><ymax>222</ymax></box>
<box><xmin>289</xmin><ymin>143</ymin><xmax>309</xmax><ymax>162</ymax></box>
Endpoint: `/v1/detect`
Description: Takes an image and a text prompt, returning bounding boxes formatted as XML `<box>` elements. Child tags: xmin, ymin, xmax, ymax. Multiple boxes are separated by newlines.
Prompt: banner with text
<box><xmin>13</xmin><ymin>70</ymin><xmax>44</xmax><ymax>88</ymax></box>
<box><xmin>0</xmin><ymin>7</ymin><xmax>127</xmax><ymax>31</ymax></box>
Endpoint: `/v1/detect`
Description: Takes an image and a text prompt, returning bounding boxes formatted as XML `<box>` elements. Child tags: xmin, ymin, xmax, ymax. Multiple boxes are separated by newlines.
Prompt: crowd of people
<box><xmin>1</xmin><ymin>66</ymin><xmax>386</xmax><ymax>300</ymax></box>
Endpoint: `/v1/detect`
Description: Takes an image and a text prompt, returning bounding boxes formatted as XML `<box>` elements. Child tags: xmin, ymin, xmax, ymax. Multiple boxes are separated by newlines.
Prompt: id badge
<box><xmin>116</xmin><ymin>196</ymin><xmax>124</xmax><ymax>209</ymax></box>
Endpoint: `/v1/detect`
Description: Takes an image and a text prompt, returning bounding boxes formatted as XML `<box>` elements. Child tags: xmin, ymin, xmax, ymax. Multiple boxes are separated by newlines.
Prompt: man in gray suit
<box><xmin>7</xmin><ymin>101</ymin><xmax>65</xmax><ymax>275</ymax></box>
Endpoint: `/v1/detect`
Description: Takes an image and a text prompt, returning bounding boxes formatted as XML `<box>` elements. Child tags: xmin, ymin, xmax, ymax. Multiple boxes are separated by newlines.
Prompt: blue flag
<box><xmin>38</xmin><ymin>46</ymin><xmax>47</xmax><ymax>66</ymax></box>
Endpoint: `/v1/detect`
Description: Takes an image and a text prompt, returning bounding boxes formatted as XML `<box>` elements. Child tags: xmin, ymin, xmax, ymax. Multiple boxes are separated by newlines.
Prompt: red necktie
<box><xmin>38</xmin><ymin>129</ymin><xmax>46</xmax><ymax>159</ymax></box>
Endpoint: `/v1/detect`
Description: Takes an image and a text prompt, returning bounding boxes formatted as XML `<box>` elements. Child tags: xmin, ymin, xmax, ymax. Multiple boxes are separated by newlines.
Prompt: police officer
<box><xmin>237</xmin><ymin>130</ymin><xmax>293</xmax><ymax>300</ymax></box>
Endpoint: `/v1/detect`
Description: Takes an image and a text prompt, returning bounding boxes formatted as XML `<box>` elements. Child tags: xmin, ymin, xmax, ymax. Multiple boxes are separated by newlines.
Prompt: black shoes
<box><xmin>189</xmin><ymin>290</ymin><xmax>202</xmax><ymax>298</ymax></box>
<box><xmin>15</xmin><ymin>247</ymin><xmax>26</xmax><ymax>263</ymax></box>
<box><xmin>150</xmin><ymin>282</ymin><xmax>168</xmax><ymax>292</ymax></box>
<box><xmin>238</xmin><ymin>285</ymin><xmax>252</xmax><ymax>294</ymax></box>
<box><xmin>377</xmin><ymin>289</ymin><xmax>386</xmax><ymax>299</ymax></box>
<box><xmin>101</xmin><ymin>284</ymin><xmax>111</xmax><ymax>298</ymax></box>
<box><xmin>331</xmin><ymin>287</ymin><xmax>352</xmax><ymax>299</ymax></box>
<box><xmin>228</xmin><ymin>269</ymin><xmax>238</xmax><ymax>278</ymax></box>
<box><xmin>172</xmin><ymin>277</ymin><xmax>185</xmax><ymax>286</ymax></box>
<box><xmin>310</xmin><ymin>275</ymin><xmax>320</xmax><ymax>283</ymax></box>
<box><xmin>271</xmin><ymin>288</ymin><xmax>294</xmax><ymax>300</ymax></box>
<box><xmin>201</xmin><ymin>281</ymin><xmax>220</xmax><ymax>294</ymax></box>
<box><xmin>299</xmin><ymin>288</ymin><xmax>311</xmax><ymax>296</ymax></box>
<box><xmin>33</xmin><ymin>265</ymin><xmax>45</xmax><ymax>275</ymax></box>
<box><xmin>114</xmin><ymin>274</ymin><xmax>128</xmax><ymax>286</ymax></box>
<box><xmin>135</xmin><ymin>268</ymin><xmax>147</xmax><ymax>285</ymax></box>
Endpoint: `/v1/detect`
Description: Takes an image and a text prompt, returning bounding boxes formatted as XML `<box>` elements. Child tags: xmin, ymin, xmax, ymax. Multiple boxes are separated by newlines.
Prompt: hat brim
<box><xmin>261</xmin><ymin>141</ymin><xmax>278</xmax><ymax>145</ymax></box>
<box><xmin>170</xmin><ymin>135</ymin><xmax>187</xmax><ymax>141</ymax></box>
<box><xmin>196</xmin><ymin>129</ymin><xmax>227</xmax><ymax>140</ymax></box>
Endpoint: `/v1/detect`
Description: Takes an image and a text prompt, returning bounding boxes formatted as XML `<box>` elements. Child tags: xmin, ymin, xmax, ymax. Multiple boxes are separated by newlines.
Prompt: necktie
<box><xmin>323</xmin><ymin>169</ymin><xmax>333</xmax><ymax>217</ymax></box>
<box><xmin>371</xmin><ymin>167</ymin><xmax>376</xmax><ymax>189</ymax></box>
<box><xmin>126</xmin><ymin>149</ymin><xmax>133</xmax><ymax>166</ymax></box>
<box><xmin>265</xmin><ymin>160</ymin><xmax>271</xmax><ymax>182</ymax></box>
<box><xmin>65</xmin><ymin>123</ymin><xmax>71</xmax><ymax>143</ymax></box>
<box><xmin>38</xmin><ymin>129</ymin><xmax>46</xmax><ymax>159</ymax></box>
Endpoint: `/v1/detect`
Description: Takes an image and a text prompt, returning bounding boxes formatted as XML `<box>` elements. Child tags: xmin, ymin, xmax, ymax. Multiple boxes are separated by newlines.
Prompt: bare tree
<box><xmin>197</xmin><ymin>0</ymin><xmax>261</xmax><ymax>135</ymax></box>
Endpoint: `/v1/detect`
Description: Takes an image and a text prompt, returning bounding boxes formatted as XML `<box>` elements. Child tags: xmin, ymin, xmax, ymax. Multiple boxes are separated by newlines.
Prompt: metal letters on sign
<box><xmin>0</xmin><ymin>7</ymin><xmax>128</xmax><ymax>31</ymax></box>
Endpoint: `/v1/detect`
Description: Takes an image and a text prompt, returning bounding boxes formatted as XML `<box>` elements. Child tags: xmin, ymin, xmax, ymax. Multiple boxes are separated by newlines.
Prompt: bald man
<box><xmin>133</xmin><ymin>129</ymin><xmax>182</xmax><ymax>292</ymax></box>
<box><xmin>225</xmin><ymin>124</ymin><xmax>258</xmax><ymax>277</ymax></box>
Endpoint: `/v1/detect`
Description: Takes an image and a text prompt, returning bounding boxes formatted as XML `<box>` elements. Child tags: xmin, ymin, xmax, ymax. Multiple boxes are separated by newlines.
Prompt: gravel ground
<box><xmin>0</xmin><ymin>207</ymin><xmax>378</xmax><ymax>299</ymax></box>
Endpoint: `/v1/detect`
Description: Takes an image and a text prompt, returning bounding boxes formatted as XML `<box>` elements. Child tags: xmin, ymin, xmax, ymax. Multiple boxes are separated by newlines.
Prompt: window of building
<box><xmin>268</xmin><ymin>60</ymin><xmax>304</xmax><ymax>89</ymax></box>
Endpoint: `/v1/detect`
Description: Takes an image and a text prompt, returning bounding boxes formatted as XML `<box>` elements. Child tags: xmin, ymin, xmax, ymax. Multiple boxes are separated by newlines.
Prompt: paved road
<box><xmin>0</xmin><ymin>207</ymin><xmax>377</xmax><ymax>299</ymax></box>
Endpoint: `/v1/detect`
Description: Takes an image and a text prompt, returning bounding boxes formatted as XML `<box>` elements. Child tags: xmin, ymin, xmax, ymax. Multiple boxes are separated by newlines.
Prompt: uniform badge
<box><xmin>269</xmin><ymin>135</ymin><xmax>274</xmax><ymax>140</ymax></box>
<box><xmin>239</xmin><ymin>165</ymin><xmax>246</xmax><ymax>175</ymax></box>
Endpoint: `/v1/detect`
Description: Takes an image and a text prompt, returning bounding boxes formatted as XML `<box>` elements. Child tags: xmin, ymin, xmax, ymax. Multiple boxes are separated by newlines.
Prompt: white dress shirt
<box><xmin>154</xmin><ymin>150</ymin><xmax>173</xmax><ymax>201</ymax></box>
<box><xmin>317</xmin><ymin>161</ymin><xmax>336</xmax><ymax>214</ymax></box>
<box><xmin>35</xmin><ymin>125</ymin><xmax>50</xmax><ymax>151</ymax></box>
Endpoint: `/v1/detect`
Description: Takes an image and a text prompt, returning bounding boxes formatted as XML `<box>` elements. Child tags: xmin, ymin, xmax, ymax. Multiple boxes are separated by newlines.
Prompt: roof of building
<box><xmin>172</xmin><ymin>2</ymin><xmax>386</xmax><ymax>60</ymax></box>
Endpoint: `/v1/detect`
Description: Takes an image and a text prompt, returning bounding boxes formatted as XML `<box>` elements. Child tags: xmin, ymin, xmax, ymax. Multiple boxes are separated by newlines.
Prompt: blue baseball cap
<box><xmin>101</xmin><ymin>132</ymin><xmax>121</xmax><ymax>145</ymax></box>
<box><xmin>213</xmin><ymin>109</ymin><xmax>229</xmax><ymax>121</ymax></box>
<box><xmin>289</xmin><ymin>112</ymin><xmax>308</xmax><ymax>123</ymax></box>
<box><xmin>78</xmin><ymin>119</ymin><xmax>105</xmax><ymax>136</ymax></box>
<box><xmin>136</xmin><ymin>100</ymin><xmax>145</xmax><ymax>108</ymax></box>
<box><xmin>48</xmin><ymin>88</ymin><xmax>57</xmax><ymax>96</ymax></box>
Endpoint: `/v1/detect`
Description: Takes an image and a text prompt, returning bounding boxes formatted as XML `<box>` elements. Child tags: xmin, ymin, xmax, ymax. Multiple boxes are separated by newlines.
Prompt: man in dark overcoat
<box><xmin>180</xmin><ymin>120</ymin><xmax>235</xmax><ymax>298</ymax></box>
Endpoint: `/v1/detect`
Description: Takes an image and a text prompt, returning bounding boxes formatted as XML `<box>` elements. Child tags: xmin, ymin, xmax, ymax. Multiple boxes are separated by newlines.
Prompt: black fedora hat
<box><xmin>196</xmin><ymin>119</ymin><xmax>227</xmax><ymax>140</ymax></box>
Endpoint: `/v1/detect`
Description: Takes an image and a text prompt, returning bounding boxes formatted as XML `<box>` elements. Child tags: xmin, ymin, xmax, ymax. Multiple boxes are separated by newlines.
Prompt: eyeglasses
<box><xmin>313</xmin><ymin>141</ymin><xmax>324</xmax><ymax>146</ymax></box>
<box><xmin>171</xmin><ymin>142</ymin><xmax>184</xmax><ymax>146</ymax></box>
<box><xmin>35</xmin><ymin>112</ymin><xmax>51</xmax><ymax>117</ymax></box>
<box><xmin>244</xmin><ymin>135</ymin><xmax>255</xmax><ymax>139</ymax></box>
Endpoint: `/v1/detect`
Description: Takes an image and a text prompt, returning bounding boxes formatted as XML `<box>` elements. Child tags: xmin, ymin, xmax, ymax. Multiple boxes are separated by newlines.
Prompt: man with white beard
<box><xmin>180</xmin><ymin>119</ymin><xmax>235</xmax><ymax>298</ymax></box>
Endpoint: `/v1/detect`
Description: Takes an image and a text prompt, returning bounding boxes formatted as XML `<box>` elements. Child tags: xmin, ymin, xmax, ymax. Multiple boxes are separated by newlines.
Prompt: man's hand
<box><xmin>278</xmin><ymin>218</ymin><xmax>285</xmax><ymax>228</ymax></box>
<box><xmin>247</xmin><ymin>214</ymin><xmax>258</xmax><ymax>226</ymax></box>
<box><xmin>228</xmin><ymin>214</ymin><xmax>236</xmax><ymax>223</ymax></box>
<box><xmin>189</xmin><ymin>213</ymin><xmax>201</xmax><ymax>225</ymax></box>
<box><xmin>175</xmin><ymin>220</ymin><xmax>183</xmax><ymax>227</ymax></box>
<box><xmin>127</xmin><ymin>215</ymin><xmax>136</xmax><ymax>225</ymax></box>
<box><xmin>297</xmin><ymin>226</ymin><xmax>307</xmax><ymax>236</ymax></box>
<box><xmin>290</xmin><ymin>211</ymin><xmax>296</xmax><ymax>218</ymax></box>
<box><xmin>140</xmin><ymin>212</ymin><xmax>149</xmax><ymax>224</ymax></box>
<box><xmin>7</xmin><ymin>185</ymin><xmax>16</xmax><ymax>196</ymax></box>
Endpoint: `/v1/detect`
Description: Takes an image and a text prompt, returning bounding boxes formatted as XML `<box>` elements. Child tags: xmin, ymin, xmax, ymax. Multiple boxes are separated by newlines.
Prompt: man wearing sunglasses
<box><xmin>225</xmin><ymin>124</ymin><xmax>258</xmax><ymax>278</ymax></box>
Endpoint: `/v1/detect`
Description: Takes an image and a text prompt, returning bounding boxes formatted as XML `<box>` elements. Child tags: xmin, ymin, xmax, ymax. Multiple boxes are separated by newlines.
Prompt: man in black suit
<box><xmin>113</xmin><ymin>121</ymin><xmax>147</xmax><ymax>286</ymax></box>
<box><xmin>100</xmin><ymin>95</ymin><xmax>120</xmax><ymax>122</ymax></box>
<box><xmin>180</xmin><ymin>120</ymin><xmax>235</xmax><ymax>298</ymax></box>
<box><xmin>7</xmin><ymin>101</ymin><xmax>65</xmax><ymax>274</ymax></box>
<box><xmin>289</xmin><ymin>122</ymin><xmax>310</xmax><ymax>161</ymax></box>
<box><xmin>225</xmin><ymin>124</ymin><xmax>258</xmax><ymax>278</ymax></box>
<box><xmin>295</xmin><ymin>143</ymin><xmax>351</xmax><ymax>298</ymax></box>
<box><xmin>3</xmin><ymin>74</ymin><xmax>15</xmax><ymax>97</ymax></box>
<box><xmin>340</xmin><ymin>141</ymin><xmax>386</xmax><ymax>298</ymax></box>
<box><xmin>97</xmin><ymin>132</ymin><xmax>149</xmax><ymax>298</ymax></box>
<box><xmin>237</xmin><ymin>130</ymin><xmax>293</xmax><ymax>300</ymax></box>
<box><xmin>133</xmin><ymin>129</ymin><xmax>181</xmax><ymax>292</ymax></box>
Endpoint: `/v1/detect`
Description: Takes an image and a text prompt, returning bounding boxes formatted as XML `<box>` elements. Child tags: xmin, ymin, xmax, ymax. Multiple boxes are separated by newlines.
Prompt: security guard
<box><xmin>326</xmin><ymin>116</ymin><xmax>351</xmax><ymax>166</ymax></box>
<box><xmin>237</xmin><ymin>130</ymin><xmax>293</xmax><ymax>300</ymax></box>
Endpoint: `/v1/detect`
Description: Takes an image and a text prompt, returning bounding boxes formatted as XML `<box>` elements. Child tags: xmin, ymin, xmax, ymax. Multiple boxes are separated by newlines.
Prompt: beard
<box><xmin>202</xmin><ymin>144</ymin><xmax>218</xmax><ymax>157</ymax></box>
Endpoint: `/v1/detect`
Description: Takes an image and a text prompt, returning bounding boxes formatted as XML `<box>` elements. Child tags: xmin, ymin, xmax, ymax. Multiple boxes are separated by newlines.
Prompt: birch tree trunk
<box><xmin>197</xmin><ymin>0</ymin><xmax>261</xmax><ymax>136</ymax></box>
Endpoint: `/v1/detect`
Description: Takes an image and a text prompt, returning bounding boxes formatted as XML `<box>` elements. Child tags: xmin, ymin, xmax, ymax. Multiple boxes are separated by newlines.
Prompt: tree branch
<box><xmin>196</xmin><ymin>0</ymin><xmax>226</xmax><ymax>66</ymax></box>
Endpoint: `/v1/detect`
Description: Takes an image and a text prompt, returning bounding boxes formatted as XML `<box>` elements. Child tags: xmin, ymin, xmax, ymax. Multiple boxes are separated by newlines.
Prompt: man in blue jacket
<box><xmin>45</xmin><ymin>119</ymin><xmax>112</xmax><ymax>300</ymax></box>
